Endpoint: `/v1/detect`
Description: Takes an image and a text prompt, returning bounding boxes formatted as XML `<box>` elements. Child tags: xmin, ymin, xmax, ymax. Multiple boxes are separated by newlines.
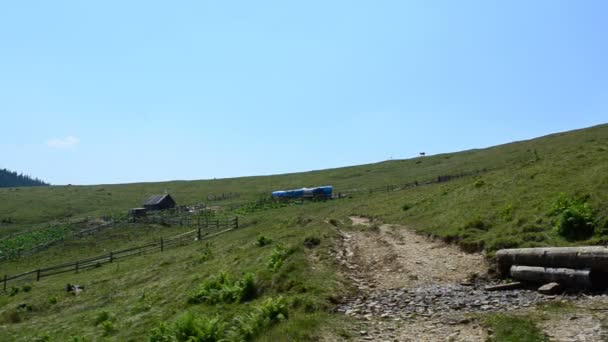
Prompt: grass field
<box><xmin>1</xmin><ymin>123</ymin><xmax>607</xmax><ymax>341</ymax></box>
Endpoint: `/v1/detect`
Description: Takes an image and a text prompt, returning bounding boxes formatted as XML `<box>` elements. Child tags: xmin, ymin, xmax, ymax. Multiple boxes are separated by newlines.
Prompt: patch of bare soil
<box><xmin>350</xmin><ymin>217</ymin><xmax>487</xmax><ymax>289</ymax></box>
<box><xmin>329</xmin><ymin>217</ymin><xmax>489</xmax><ymax>341</ymax></box>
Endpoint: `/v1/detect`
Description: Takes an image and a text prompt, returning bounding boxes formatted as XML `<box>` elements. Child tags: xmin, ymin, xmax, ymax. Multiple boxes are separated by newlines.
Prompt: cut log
<box><xmin>510</xmin><ymin>265</ymin><xmax>593</xmax><ymax>289</ymax></box>
<box><xmin>496</xmin><ymin>247</ymin><xmax>608</xmax><ymax>276</ymax></box>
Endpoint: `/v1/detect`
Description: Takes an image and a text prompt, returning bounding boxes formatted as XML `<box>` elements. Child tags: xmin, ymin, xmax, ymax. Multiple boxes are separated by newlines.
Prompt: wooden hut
<box><xmin>143</xmin><ymin>194</ymin><xmax>176</xmax><ymax>211</ymax></box>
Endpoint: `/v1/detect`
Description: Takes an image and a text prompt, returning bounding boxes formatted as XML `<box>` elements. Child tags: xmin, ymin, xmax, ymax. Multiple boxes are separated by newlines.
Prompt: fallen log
<box><xmin>510</xmin><ymin>265</ymin><xmax>593</xmax><ymax>289</ymax></box>
<box><xmin>496</xmin><ymin>246</ymin><xmax>608</xmax><ymax>276</ymax></box>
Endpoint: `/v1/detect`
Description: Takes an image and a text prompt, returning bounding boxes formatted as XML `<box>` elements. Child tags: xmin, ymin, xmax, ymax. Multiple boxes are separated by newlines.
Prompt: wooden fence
<box><xmin>2</xmin><ymin>216</ymin><xmax>238</xmax><ymax>290</ymax></box>
<box><xmin>362</xmin><ymin>169</ymin><xmax>489</xmax><ymax>195</ymax></box>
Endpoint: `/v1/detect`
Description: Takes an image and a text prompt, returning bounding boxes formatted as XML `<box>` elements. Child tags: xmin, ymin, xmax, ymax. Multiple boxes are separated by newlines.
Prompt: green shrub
<box><xmin>550</xmin><ymin>193</ymin><xmax>596</xmax><ymax>240</ymax></box>
<box><xmin>268</xmin><ymin>245</ymin><xmax>289</xmax><ymax>272</ymax></box>
<box><xmin>224</xmin><ymin>297</ymin><xmax>288</xmax><ymax>341</ymax></box>
<box><xmin>94</xmin><ymin>311</ymin><xmax>112</xmax><ymax>326</ymax></box>
<box><xmin>188</xmin><ymin>272</ymin><xmax>257</xmax><ymax>304</ymax></box>
<box><xmin>474</xmin><ymin>179</ymin><xmax>485</xmax><ymax>188</ymax></box>
<box><xmin>303</xmin><ymin>236</ymin><xmax>321</xmax><ymax>249</ymax></box>
<box><xmin>401</xmin><ymin>203</ymin><xmax>413</xmax><ymax>211</ymax></box>
<box><xmin>556</xmin><ymin>203</ymin><xmax>595</xmax><ymax>240</ymax></box>
<box><xmin>500</xmin><ymin>204</ymin><xmax>514</xmax><ymax>221</ymax></box>
<box><xmin>173</xmin><ymin>313</ymin><xmax>224</xmax><ymax>342</ymax></box>
<box><xmin>48</xmin><ymin>297</ymin><xmax>58</xmax><ymax>305</ymax></box>
<box><xmin>8</xmin><ymin>287</ymin><xmax>19</xmax><ymax>296</ymax></box>
<box><xmin>101</xmin><ymin>320</ymin><xmax>116</xmax><ymax>336</ymax></box>
<box><xmin>197</xmin><ymin>243</ymin><xmax>213</xmax><ymax>263</ymax></box>
<box><xmin>150</xmin><ymin>297</ymin><xmax>288</xmax><ymax>342</ymax></box>
<box><xmin>255</xmin><ymin>235</ymin><xmax>272</xmax><ymax>247</ymax></box>
<box><xmin>149</xmin><ymin>322</ymin><xmax>176</xmax><ymax>342</ymax></box>
<box><xmin>22</xmin><ymin>285</ymin><xmax>32</xmax><ymax>293</ymax></box>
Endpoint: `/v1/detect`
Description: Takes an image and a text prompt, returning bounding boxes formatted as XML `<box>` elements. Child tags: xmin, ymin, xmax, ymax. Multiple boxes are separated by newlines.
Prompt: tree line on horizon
<box><xmin>0</xmin><ymin>168</ymin><xmax>49</xmax><ymax>188</ymax></box>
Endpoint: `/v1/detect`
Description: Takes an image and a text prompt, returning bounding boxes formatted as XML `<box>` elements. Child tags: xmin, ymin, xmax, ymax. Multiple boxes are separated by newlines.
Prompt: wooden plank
<box><xmin>484</xmin><ymin>282</ymin><xmax>522</xmax><ymax>291</ymax></box>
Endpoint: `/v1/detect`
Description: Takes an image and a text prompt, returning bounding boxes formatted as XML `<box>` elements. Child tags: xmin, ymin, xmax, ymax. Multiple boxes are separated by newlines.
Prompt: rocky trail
<box><xmin>329</xmin><ymin>217</ymin><xmax>608</xmax><ymax>342</ymax></box>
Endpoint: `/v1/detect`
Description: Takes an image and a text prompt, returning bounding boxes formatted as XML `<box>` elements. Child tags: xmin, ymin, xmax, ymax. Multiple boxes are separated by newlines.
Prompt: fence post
<box><xmin>198</xmin><ymin>225</ymin><xmax>202</xmax><ymax>241</ymax></box>
<box><xmin>36</xmin><ymin>269</ymin><xmax>41</xmax><ymax>281</ymax></box>
<box><xmin>3</xmin><ymin>274</ymin><xmax>6</xmax><ymax>291</ymax></box>
<box><xmin>235</xmin><ymin>216</ymin><xmax>239</xmax><ymax>229</ymax></box>
<box><xmin>110</xmin><ymin>251</ymin><xmax>114</xmax><ymax>263</ymax></box>
<box><xmin>161</xmin><ymin>238</ymin><xmax>164</xmax><ymax>252</ymax></box>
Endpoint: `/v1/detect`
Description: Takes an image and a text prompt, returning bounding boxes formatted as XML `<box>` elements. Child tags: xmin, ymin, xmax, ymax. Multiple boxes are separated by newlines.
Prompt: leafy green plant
<box><xmin>224</xmin><ymin>297</ymin><xmax>289</xmax><ymax>341</ymax></box>
<box><xmin>188</xmin><ymin>272</ymin><xmax>257</xmax><ymax>304</ymax></box>
<box><xmin>173</xmin><ymin>313</ymin><xmax>224</xmax><ymax>342</ymax></box>
<box><xmin>550</xmin><ymin>193</ymin><xmax>596</xmax><ymax>240</ymax></box>
<box><xmin>268</xmin><ymin>245</ymin><xmax>289</xmax><ymax>272</ymax></box>
<box><xmin>255</xmin><ymin>235</ymin><xmax>272</xmax><ymax>247</ymax></box>
<box><xmin>101</xmin><ymin>320</ymin><xmax>116</xmax><ymax>336</ymax></box>
<box><xmin>94</xmin><ymin>311</ymin><xmax>112</xmax><ymax>326</ymax></box>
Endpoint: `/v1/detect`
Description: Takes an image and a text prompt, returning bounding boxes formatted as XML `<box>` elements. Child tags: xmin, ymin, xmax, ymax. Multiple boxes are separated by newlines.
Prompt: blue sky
<box><xmin>0</xmin><ymin>1</ymin><xmax>606</xmax><ymax>185</ymax></box>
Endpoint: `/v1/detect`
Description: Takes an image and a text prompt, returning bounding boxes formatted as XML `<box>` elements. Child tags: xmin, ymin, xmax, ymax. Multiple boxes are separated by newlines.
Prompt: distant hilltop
<box><xmin>0</xmin><ymin>168</ymin><xmax>49</xmax><ymax>187</ymax></box>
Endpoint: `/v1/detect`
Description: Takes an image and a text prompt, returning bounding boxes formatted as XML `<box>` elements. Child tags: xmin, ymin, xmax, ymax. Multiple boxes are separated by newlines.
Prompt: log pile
<box><xmin>496</xmin><ymin>246</ymin><xmax>608</xmax><ymax>290</ymax></box>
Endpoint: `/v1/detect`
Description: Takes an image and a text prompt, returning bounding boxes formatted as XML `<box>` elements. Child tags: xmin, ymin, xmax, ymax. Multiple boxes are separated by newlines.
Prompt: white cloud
<box><xmin>47</xmin><ymin>136</ymin><xmax>80</xmax><ymax>148</ymax></box>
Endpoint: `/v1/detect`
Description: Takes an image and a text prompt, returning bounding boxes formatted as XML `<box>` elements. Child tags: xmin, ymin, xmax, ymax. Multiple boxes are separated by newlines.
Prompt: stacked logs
<box><xmin>496</xmin><ymin>246</ymin><xmax>608</xmax><ymax>290</ymax></box>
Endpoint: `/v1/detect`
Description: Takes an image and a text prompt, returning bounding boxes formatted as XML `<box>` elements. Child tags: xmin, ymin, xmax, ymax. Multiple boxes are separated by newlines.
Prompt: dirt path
<box><xmin>331</xmin><ymin>217</ymin><xmax>608</xmax><ymax>342</ymax></box>
<box><xmin>332</xmin><ymin>217</ymin><xmax>489</xmax><ymax>341</ymax></box>
<box><xmin>346</xmin><ymin>217</ymin><xmax>487</xmax><ymax>290</ymax></box>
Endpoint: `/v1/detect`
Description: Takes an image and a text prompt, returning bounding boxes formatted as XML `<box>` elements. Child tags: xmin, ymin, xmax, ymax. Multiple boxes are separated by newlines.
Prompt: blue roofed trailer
<box><xmin>272</xmin><ymin>186</ymin><xmax>333</xmax><ymax>200</ymax></box>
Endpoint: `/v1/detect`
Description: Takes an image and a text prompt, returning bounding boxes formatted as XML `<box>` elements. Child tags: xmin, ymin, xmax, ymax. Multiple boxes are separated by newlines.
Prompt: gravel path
<box><xmin>330</xmin><ymin>217</ymin><xmax>608</xmax><ymax>342</ymax></box>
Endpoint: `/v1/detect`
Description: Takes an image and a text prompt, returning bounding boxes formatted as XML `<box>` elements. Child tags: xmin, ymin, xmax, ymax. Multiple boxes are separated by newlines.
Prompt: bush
<box><xmin>94</xmin><ymin>311</ymin><xmax>112</xmax><ymax>326</ymax></box>
<box><xmin>150</xmin><ymin>297</ymin><xmax>288</xmax><ymax>342</ymax></box>
<box><xmin>188</xmin><ymin>272</ymin><xmax>257</xmax><ymax>304</ymax></box>
<box><xmin>268</xmin><ymin>245</ymin><xmax>289</xmax><ymax>272</ymax></box>
<box><xmin>303</xmin><ymin>236</ymin><xmax>321</xmax><ymax>249</ymax></box>
<box><xmin>551</xmin><ymin>193</ymin><xmax>596</xmax><ymax>240</ymax></box>
<box><xmin>8</xmin><ymin>287</ymin><xmax>19</xmax><ymax>296</ymax></box>
<box><xmin>174</xmin><ymin>313</ymin><xmax>224</xmax><ymax>342</ymax></box>
<box><xmin>255</xmin><ymin>235</ymin><xmax>272</xmax><ymax>247</ymax></box>
<box><xmin>556</xmin><ymin>203</ymin><xmax>595</xmax><ymax>240</ymax></box>
<box><xmin>224</xmin><ymin>297</ymin><xmax>288</xmax><ymax>341</ymax></box>
<box><xmin>401</xmin><ymin>203</ymin><xmax>413</xmax><ymax>211</ymax></box>
<box><xmin>22</xmin><ymin>285</ymin><xmax>32</xmax><ymax>293</ymax></box>
<box><xmin>101</xmin><ymin>320</ymin><xmax>116</xmax><ymax>336</ymax></box>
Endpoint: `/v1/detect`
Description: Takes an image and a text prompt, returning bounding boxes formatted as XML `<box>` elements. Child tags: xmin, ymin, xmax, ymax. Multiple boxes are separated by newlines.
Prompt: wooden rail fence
<box><xmin>2</xmin><ymin>216</ymin><xmax>238</xmax><ymax>290</ymax></box>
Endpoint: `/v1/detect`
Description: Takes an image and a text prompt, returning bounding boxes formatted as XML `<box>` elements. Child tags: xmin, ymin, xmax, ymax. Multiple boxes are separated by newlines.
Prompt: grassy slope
<box><xmin>1</xmin><ymin>124</ymin><xmax>608</xmax><ymax>341</ymax></box>
<box><xmin>4</xmin><ymin>124</ymin><xmax>596</xmax><ymax>227</ymax></box>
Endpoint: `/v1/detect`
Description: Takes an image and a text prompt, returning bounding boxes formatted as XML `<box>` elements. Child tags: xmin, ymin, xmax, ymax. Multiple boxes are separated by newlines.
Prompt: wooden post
<box><xmin>161</xmin><ymin>238</ymin><xmax>164</xmax><ymax>252</ymax></box>
<box><xmin>198</xmin><ymin>225</ymin><xmax>202</xmax><ymax>241</ymax></box>
<box><xmin>3</xmin><ymin>274</ymin><xmax>6</xmax><ymax>291</ymax></box>
<box><xmin>36</xmin><ymin>269</ymin><xmax>41</xmax><ymax>281</ymax></box>
<box><xmin>110</xmin><ymin>251</ymin><xmax>114</xmax><ymax>263</ymax></box>
<box><xmin>235</xmin><ymin>216</ymin><xmax>239</xmax><ymax>229</ymax></box>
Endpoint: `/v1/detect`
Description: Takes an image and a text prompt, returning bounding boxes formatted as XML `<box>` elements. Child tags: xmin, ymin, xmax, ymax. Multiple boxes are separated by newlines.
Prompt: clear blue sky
<box><xmin>1</xmin><ymin>1</ymin><xmax>606</xmax><ymax>185</ymax></box>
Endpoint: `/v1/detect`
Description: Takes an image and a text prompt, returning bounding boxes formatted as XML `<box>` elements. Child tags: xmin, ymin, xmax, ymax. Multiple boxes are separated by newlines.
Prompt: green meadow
<box><xmin>1</xmin><ymin>123</ymin><xmax>607</xmax><ymax>341</ymax></box>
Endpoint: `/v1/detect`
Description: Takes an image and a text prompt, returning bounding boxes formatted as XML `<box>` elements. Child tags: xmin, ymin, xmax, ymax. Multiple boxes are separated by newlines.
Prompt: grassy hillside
<box><xmin>1</xmin><ymin>123</ymin><xmax>608</xmax><ymax>341</ymax></box>
<box><xmin>3</xmin><ymin>124</ymin><xmax>606</xmax><ymax>228</ymax></box>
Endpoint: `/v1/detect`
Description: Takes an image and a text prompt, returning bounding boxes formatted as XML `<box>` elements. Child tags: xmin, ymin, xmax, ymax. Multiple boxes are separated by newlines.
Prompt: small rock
<box><xmin>538</xmin><ymin>282</ymin><xmax>562</xmax><ymax>295</ymax></box>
